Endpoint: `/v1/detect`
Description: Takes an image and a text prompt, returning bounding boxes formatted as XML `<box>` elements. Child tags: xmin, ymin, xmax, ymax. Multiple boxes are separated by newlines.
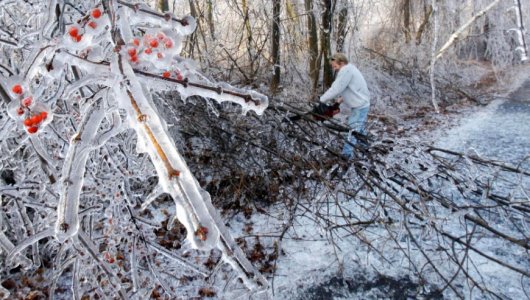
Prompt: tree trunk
<box><xmin>242</xmin><ymin>0</ymin><xmax>255</xmax><ymax>81</ymax></box>
<box><xmin>403</xmin><ymin>0</ymin><xmax>412</xmax><ymax>43</ymax></box>
<box><xmin>156</xmin><ymin>0</ymin><xmax>169</xmax><ymax>13</ymax></box>
<box><xmin>305</xmin><ymin>0</ymin><xmax>320</xmax><ymax>95</ymax></box>
<box><xmin>320</xmin><ymin>0</ymin><xmax>334</xmax><ymax>90</ymax></box>
<box><xmin>187</xmin><ymin>0</ymin><xmax>199</xmax><ymax>57</ymax></box>
<box><xmin>206</xmin><ymin>0</ymin><xmax>215</xmax><ymax>39</ymax></box>
<box><xmin>513</xmin><ymin>0</ymin><xmax>529</xmax><ymax>61</ymax></box>
<box><xmin>270</xmin><ymin>0</ymin><xmax>281</xmax><ymax>94</ymax></box>
<box><xmin>416</xmin><ymin>4</ymin><xmax>433</xmax><ymax>45</ymax></box>
<box><xmin>336</xmin><ymin>7</ymin><xmax>348</xmax><ymax>52</ymax></box>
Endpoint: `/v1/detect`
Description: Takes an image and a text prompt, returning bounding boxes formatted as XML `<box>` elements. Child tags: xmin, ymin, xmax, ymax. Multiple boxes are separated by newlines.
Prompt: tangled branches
<box><xmin>166</xmin><ymin>95</ymin><xmax>529</xmax><ymax>298</ymax></box>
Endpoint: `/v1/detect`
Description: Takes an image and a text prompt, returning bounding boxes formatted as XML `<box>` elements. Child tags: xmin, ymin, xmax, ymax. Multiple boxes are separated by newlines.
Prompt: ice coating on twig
<box><xmin>54</xmin><ymin>97</ymin><xmax>106</xmax><ymax>242</ymax></box>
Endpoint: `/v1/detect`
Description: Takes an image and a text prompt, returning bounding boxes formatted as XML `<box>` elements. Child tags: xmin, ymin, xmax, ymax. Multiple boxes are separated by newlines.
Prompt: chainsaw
<box><xmin>288</xmin><ymin>102</ymin><xmax>340</xmax><ymax>122</ymax></box>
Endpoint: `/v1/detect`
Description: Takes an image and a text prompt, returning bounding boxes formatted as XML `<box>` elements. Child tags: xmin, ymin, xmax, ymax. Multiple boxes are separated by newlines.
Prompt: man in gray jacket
<box><xmin>320</xmin><ymin>53</ymin><xmax>370</xmax><ymax>159</ymax></box>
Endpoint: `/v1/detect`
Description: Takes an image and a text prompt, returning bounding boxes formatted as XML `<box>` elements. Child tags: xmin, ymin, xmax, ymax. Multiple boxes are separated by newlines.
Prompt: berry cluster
<box><xmin>125</xmin><ymin>32</ymin><xmax>184</xmax><ymax>80</ymax></box>
<box><xmin>68</xmin><ymin>8</ymin><xmax>103</xmax><ymax>43</ymax></box>
<box><xmin>10</xmin><ymin>84</ymin><xmax>50</xmax><ymax>135</ymax></box>
<box><xmin>125</xmin><ymin>32</ymin><xmax>174</xmax><ymax>63</ymax></box>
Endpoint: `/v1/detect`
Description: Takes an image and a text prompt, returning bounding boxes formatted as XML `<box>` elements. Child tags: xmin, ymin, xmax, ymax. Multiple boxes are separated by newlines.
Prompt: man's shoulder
<box><xmin>340</xmin><ymin>64</ymin><xmax>357</xmax><ymax>74</ymax></box>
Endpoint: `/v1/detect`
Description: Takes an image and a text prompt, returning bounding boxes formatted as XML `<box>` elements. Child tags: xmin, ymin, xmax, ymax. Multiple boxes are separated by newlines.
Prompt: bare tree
<box><xmin>510</xmin><ymin>0</ymin><xmax>529</xmax><ymax>61</ymax></box>
<box><xmin>270</xmin><ymin>0</ymin><xmax>281</xmax><ymax>93</ymax></box>
<box><xmin>320</xmin><ymin>0</ymin><xmax>334</xmax><ymax>90</ymax></box>
<box><xmin>336</xmin><ymin>6</ymin><xmax>348</xmax><ymax>52</ymax></box>
<box><xmin>305</xmin><ymin>0</ymin><xmax>320</xmax><ymax>94</ymax></box>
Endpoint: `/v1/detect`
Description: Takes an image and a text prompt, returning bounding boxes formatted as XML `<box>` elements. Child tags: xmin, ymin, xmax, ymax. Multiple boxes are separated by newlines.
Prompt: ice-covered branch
<box><xmin>101</xmin><ymin>1</ymin><xmax>270</xmax><ymax>292</ymax></box>
<box><xmin>434</xmin><ymin>0</ymin><xmax>502</xmax><ymax>62</ymax></box>
<box><xmin>0</xmin><ymin>229</ymin><xmax>32</xmax><ymax>270</ymax></box>
<box><xmin>116</xmin><ymin>0</ymin><xmax>195</xmax><ymax>30</ymax></box>
<box><xmin>54</xmin><ymin>96</ymin><xmax>107</xmax><ymax>242</ymax></box>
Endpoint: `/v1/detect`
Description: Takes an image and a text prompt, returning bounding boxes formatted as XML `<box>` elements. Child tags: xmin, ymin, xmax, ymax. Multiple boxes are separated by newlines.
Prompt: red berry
<box><xmin>73</xmin><ymin>35</ymin><xmax>83</xmax><ymax>42</ymax></box>
<box><xmin>156</xmin><ymin>32</ymin><xmax>166</xmax><ymax>40</ymax></box>
<box><xmin>31</xmin><ymin>114</ymin><xmax>42</xmax><ymax>125</ymax></box>
<box><xmin>149</xmin><ymin>39</ymin><xmax>158</xmax><ymax>48</ymax></box>
<box><xmin>88</xmin><ymin>21</ymin><xmax>97</xmax><ymax>29</ymax></box>
<box><xmin>92</xmin><ymin>8</ymin><xmax>102</xmax><ymax>19</ymax></box>
<box><xmin>164</xmin><ymin>39</ymin><xmax>173</xmax><ymax>48</ymax></box>
<box><xmin>103</xmin><ymin>252</ymin><xmax>114</xmax><ymax>263</ymax></box>
<box><xmin>130</xmin><ymin>55</ymin><xmax>138</xmax><ymax>63</ymax></box>
<box><xmin>195</xmin><ymin>225</ymin><xmax>209</xmax><ymax>241</ymax></box>
<box><xmin>157</xmin><ymin>53</ymin><xmax>164</xmax><ymax>59</ymax></box>
<box><xmin>68</xmin><ymin>27</ymin><xmax>79</xmax><ymax>37</ymax></box>
<box><xmin>176</xmin><ymin>74</ymin><xmax>183</xmax><ymax>81</ymax></box>
<box><xmin>22</xmin><ymin>96</ymin><xmax>32</xmax><ymax>107</ymax></box>
<box><xmin>40</xmin><ymin>111</ymin><xmax>48</xmax><ymax>120</ymax></box>
<box><xmin>23</xmin><ymin>118</ymin><xmax>33</xmax><ymax>127</ymax></box>
<box><xmin>144</xmin><ymin>48</ymin><xmax>152</xmax><ymax>55</ymax></box>
<box><xmin>27</xmin><ymin>126</ymin><xmax>38</xmax><ymax>134</ymax></box>
<box><xmin>143</xmin><ymin>34</ymin><xmax>153</xmax><ymax>45</ymax></box>
<box><xmin>12</xmin><ymin>84</ymin><xmax>23</xmax><ymax>95</ymax></box>
<box><xmin>132</xmin><ymin>38</ymin><xmax>140</xmax><ymax>46</ymax></box>
<box><xmin>127</xmin><ymin>48</ymin><xmax>137</xmax><ymax>56</ymax></box>
<box><xmin>16</xmin><ymin>107</ymin><xmax>24</xmax><ymax>116</ymax></box>
<box><xmin>162</xmin><ymin>71</ymin><xmax>170</xmax><ymax>78</ymax></box>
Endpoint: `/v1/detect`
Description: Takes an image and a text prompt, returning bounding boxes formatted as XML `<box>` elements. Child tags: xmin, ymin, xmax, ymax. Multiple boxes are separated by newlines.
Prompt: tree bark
<box><xmin>305</xmin><ymin>0</ymin><xmax>320</xmax><ymax>95</ymax></box>
<box><xmin>336</xmin><ymin>7</ymin><xmax>348</xmax><ymax>52</ymax></box>
<box><xmin>402</xmin><ymin>0</ymin><xmax>412</xmax><ymax>43</ymax></box>
<box><xmin>206</xmin><ymin>0</ymin><xmax>215</xmax><ymax>39</ymax></box>
<box><xmin>187</xmin><ymin>0</ymin><xmax>199</xmax><ymax>57</ymax></box>
<box><xmin>320</xmin><ymin>0</ymin><xmax>334</xmax><ymax>90</ymax></box>
<box><xmin>242</xmin><ymin>0</ymin><xmax>255</xmax><ymax>81</ymax></box>
<box><xmin>416</xmin><ymin>4</ymin><xmax>433</xmax><ymax>45</ymax></box>
<box><xmin>156</xmin><ymin>0</ymin><xmax>169</xmax><ymax>13</ymax></box>
<box><xmin>512</xmin><ymin>0</ymin><xmax>529</xmax><ymax>61</ymax></box>
<box><xmin>270</xmin><ymin>0</ymin><xmax>281</xmax><ymax>93</ymax></box>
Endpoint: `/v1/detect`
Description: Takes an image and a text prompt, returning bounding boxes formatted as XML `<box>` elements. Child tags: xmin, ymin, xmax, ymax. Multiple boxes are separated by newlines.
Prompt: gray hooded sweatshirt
<box><xmin>319</xmin><ymin>63</ymin><xmax>370</xmax><ymax>110</ymax></box>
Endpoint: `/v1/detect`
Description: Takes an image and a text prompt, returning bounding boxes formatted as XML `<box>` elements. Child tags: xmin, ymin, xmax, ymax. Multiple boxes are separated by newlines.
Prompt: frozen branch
<box><xmin>434</xmin><ymin>0</ymin><xmax>502</xmax><ymax>62</ymax></box>
<box><xmin>54</xmin><ymin>96</ymin><xmax>107</xmax><ymax>242</ymax></box>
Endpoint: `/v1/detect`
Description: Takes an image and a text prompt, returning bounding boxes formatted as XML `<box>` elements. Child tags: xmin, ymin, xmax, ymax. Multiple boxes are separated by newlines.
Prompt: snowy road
<box><xmin>436</xmin><ymin>79</ymin><xmax>530</xmax><ymax>163</ymax></box>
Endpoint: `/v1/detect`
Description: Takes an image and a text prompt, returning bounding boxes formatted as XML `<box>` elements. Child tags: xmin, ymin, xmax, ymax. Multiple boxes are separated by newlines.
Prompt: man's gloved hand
<box><xmin>312</xmin><ymin>102</ymin><xmax>340</xmax><ymax>121</ymax></box>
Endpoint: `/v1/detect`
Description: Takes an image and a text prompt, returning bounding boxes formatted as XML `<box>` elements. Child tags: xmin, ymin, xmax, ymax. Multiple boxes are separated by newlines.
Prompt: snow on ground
<box><xmin>435</xmin><ymin>99</ymin><xmax>530</xmax><ymax>163</ymax></box>
<box><xmin>435</xmin><ymin>64</ymin><xmax>530</xmax><ymax>163</ymax></box>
